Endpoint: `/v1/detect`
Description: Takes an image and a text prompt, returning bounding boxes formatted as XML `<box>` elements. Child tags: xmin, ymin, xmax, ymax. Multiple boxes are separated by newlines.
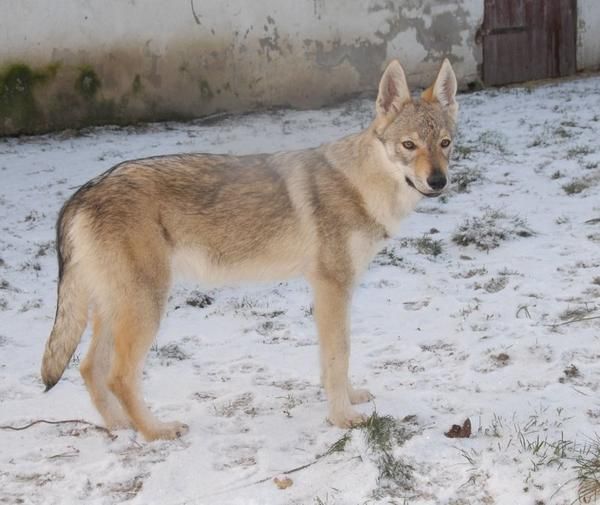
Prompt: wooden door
<box><xmin>482</xmin><ymin>0</ymin><xmax>577</xmax><ymax>85</ymax></box>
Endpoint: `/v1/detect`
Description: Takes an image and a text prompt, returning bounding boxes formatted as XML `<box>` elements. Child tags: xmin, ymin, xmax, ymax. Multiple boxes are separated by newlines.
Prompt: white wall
<box><xmin>578</xmin><ymin>0</ymin><xmax>600</xmax><ymax>71</ymax></box>
<box><xmin>0</xmin><ymin>0</ymin><xmax>483</xmax><ymax>134</ymax></box>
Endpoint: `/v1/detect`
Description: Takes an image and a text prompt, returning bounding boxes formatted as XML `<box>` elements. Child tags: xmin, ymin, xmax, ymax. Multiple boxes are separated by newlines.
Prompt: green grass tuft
<box><xmin>452</xmin><ymin>208</ymin><xmax>534</xmax><ymax>251</ymax></box>
<box><xmin>361</xmin><ymin>412</ymin><xmax>417</xmax><ymax>495</ymax></box>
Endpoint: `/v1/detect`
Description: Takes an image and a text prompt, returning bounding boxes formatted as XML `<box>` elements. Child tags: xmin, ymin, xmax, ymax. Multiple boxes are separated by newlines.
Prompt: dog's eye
<box><xmin>440</xmin><ymin>139</ymin><xmax>451</xmax><ymax>148</ymax></box>
<box><xmin>402</xmin><ymin>140</ymin><xmax>416</xmax><ymax>150</ymax></box>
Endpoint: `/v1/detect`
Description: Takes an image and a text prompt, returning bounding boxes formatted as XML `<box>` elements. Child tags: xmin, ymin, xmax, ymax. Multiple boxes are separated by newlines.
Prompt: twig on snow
<box><xmin>0</xmin><ymin>418</ymin><xmax>117</xmax><ymax>440</ymax></box>
<box><xmin>547</xmin><ymin>315</ymin><xmax>600</xmax><ymax>328</ymax></box>
<box><xmin>168</xmin><ymin>438</ymin><xmax>360</xmax><ymax>504</ymax></box>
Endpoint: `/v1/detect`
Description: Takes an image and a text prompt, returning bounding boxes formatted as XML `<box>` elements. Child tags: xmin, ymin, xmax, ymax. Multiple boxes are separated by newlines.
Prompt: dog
<box><xmin>41</xmin><ymin>59</ymin><xmax>458</xmax><ymax>440</ymax></box>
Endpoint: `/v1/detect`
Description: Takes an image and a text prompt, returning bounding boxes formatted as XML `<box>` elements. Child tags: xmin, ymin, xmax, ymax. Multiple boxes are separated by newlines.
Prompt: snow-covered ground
<box><xmin>1</xmin><ymin>76</ymin><xmax>600</xmax><ymax>505</ymax></box>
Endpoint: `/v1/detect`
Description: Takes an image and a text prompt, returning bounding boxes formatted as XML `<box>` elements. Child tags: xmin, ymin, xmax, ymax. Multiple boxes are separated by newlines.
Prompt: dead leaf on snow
<box><xmin>445</xmin><ymin>418</ymin><xmax>471</xmax><ymax>438</ymax></box>
<box><xmin>273</xmin><ymin>476</ymin><xmax>293</xmax><ymax>490</ymax></box>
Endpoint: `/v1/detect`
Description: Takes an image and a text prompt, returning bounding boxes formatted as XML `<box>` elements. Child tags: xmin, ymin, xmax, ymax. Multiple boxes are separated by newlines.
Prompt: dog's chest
<box><xmin>348</xmin><ymin>231</ymin><xmax>385</xmax><ymax>277</ymax></box>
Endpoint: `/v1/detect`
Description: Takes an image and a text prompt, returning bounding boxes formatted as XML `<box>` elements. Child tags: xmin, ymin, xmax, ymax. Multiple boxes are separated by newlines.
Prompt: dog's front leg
<box><xmin>311</xmin><ymin>276</ymin><xmax>367</xmax><ymax>428</ymax></box>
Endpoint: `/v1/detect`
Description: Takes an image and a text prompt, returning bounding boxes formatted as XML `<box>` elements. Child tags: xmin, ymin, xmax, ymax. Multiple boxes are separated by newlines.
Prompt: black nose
<box><xmin>427</xmin><ymin>173</ymin><xmax>447</xmax><ymax>191</ymax></box>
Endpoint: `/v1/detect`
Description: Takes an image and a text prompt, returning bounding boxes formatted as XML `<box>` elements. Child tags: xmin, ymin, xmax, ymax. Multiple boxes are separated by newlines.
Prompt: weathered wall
<box><xmin>578</xmin><ymin>0</ymin><xmax>600</xmax><ymax>71</ymax></box>
<box><xmin>0</xmin><ymin>0</ymin><xmax>485</xmax><ymax>135</ymax></box>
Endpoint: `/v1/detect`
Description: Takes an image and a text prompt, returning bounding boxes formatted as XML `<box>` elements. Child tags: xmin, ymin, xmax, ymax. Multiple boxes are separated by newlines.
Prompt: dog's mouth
<box><xmin>405</xmin><ymin>177</ymin><xmax>442</xmax><ymax>198</ymax></box>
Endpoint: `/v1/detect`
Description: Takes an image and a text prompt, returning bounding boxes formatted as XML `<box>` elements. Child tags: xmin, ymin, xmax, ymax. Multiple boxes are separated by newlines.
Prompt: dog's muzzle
<box><xmin>405</xmin><ymin>176</ymin><xmax>443</xmax><ymax>198</ymax></box>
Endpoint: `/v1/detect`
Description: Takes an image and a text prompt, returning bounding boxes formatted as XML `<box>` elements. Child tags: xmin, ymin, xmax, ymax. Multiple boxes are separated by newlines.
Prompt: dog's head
<box><xmin>373</xmin><ymin>59</ymin><xmax>458</xmax><ymax>198</ymax></box>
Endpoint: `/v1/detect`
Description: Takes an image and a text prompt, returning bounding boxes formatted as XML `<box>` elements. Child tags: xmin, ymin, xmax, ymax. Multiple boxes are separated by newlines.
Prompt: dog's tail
<box><xmin>41</xmin><ymin>203</ymin><xmax>89</xmax><ymax>391</ymax></box>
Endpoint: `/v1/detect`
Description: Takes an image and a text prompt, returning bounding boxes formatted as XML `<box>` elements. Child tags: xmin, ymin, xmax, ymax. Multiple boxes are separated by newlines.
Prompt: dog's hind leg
<box><xmin>80</xmin><ymin>311</ymin><xmax>131</xmax><ymax>429</ymax></box>
<box><xmin>106</xmin><ymin>264</ymin><xmax>188</xmax><ymax>441</ymax></box>
<box><xmin>108</xmin><ymin>304</ymin><xmax>188</xmax><ymax>441</ymax></box>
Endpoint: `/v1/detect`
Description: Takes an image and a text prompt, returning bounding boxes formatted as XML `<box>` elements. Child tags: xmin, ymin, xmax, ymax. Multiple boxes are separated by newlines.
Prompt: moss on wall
<box><xmin>199</xmin><ymin>79</ymin><xmax>214</xmax><ymax>99</ymax></box>
<box><xmin>132</xmin><ymin>74</ymin><xmax>143</xmax><ymax>94</ymax></box>
<box><xmin>75</xmin><ymin>65</ymin><xmax>101</xmax><ymax>99</ymax></box>
<box><xmin>0</xmin><ymin>63</ymin><xmax>58</xmax><ymax>132</ymax></box>
<box><xmin>0</xmin><ymin>62</ymin><xmax>131</xmax><ymax>134</ymax></box>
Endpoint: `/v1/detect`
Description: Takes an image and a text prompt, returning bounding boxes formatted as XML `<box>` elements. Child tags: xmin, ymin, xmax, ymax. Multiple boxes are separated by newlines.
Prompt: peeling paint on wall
<box><xmin>0</xmin><ymin>0</ymin><xmax>485</xmax><ymax>135</ymax></box>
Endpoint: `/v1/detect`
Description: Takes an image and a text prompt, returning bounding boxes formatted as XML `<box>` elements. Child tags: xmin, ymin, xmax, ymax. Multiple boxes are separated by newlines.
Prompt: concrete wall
<box><xmin>5</xmin><ymin>0</ymin><xmax>600</xmax><ymax>136</ymax></box>
<box><xmin>0</xmin><ymin>0</ymin><xmax>483</xmax><ymax>135</ymax></box>
<box><xmin>578</xmin><ymin>0</ymin><xmax>600</xmax><ymax>71</ymax></box>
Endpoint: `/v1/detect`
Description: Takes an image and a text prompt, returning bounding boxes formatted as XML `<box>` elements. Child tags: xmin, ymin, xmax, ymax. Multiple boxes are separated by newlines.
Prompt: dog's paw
<box><xmin>143</xmin><ymin>421</ymin><xmax>189</xmax><ymax>441</ymax></box>
<box><xmin>105</xmin><ymin>418</ymin><xmax>132</xmax><ymax>430</ymax></box>
<box><xmin>328</xmin><ymin>409</ymin><xmax>368</xmax><ymax>429</ymax></box>
<box><xmin>348</xmin><ymin>387</ymin><xmax>374</xmax><ymax>405</ymax></box>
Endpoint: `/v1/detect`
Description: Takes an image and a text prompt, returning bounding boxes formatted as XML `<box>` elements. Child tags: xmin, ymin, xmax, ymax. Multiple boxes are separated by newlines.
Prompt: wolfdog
<box><xmin>41</xmin><ymin>59</ymin><xmax>458</xmax><ymax>440</ymax></box>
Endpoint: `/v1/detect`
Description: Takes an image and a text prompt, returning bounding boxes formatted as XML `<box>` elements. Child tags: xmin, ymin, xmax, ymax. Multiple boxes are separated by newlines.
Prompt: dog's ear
<box><xmin>376</xmin><ymin>60</ymin><xmax>410</xmax><ymax>118</ymax></box>
<box><xmin>422</xmin><ymin>59</ymin><xmax>458</xmax><ymax>121</ymax></box>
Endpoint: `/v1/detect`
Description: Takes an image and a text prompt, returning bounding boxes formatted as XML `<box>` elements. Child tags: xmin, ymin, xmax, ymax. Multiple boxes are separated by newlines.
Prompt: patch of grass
<box><xmin>452</xmin><ymin>208</ymin><xmax>534</xmax><ymax>251</ymax></box>
<box><xmin>476</xmin><ymin>276</ymin><xmax>509</xmax><ymax>293</ymax></box>
<box><xmin>528</xmin><ymin>136</ymin><xmax>543</xmax><ymax>148</ymax></box>
<box><xmin>322</xmin><ymin>431</ymin><xmax>352</xmax><ymax>456</ymax></box>
<box><xmin>363</xmin><ymin>412</ymin><xmax>416</xmax><ymax>450</ymax></box>
<box><xmin>376</xmin><ymin>451</ymin><xmax>413</xmax><ymax>490</ymax></box>
<box><xmin>554</xmin><ymin>126</ymin><xmax>573</xmax><ymax>139</ymax></box>
<box><xmin>453</xmin><ymin>143</ymin><xmax>474</xmax><ymax>160</ymax></box>
<box><xmin>231</xmin><ymin>295</ymin><xmax>260</xmax><ymax>311</ymax></box>
<box><xmin>516</xmin><ymin>429</ymin><xmax>573</xmax><ymax>473</ymax></box>
<box><xmin>482</xmin><ymin>413</ymin><xmax>505</xmax><ymax>438</ymax></box>
<box><xmin>213</xmin><ymin>392</ymin><xmax>256</xmax><ymax>418</ymax></box>
<box><xmin>251</xmin><ymin>309</ymin><xmax>285</xmax><ymax>318</ymax></box>
<box><xmin>451</xmin><ymin>165</ymin><xmax>483</xmax><ymax>193</ymax></box>
<box><xmin>109</xmin><ymin>475</ymin><xmax>146</xmax><ymax>501</ymax></box>
<box><xmin>361</xmin><ymin>412</ymin><xmax>417</xmax><ymax>495</ymax></box>
<box><xmin>567</xmin><ymin>145</ymin><xmax>594</xmax><ymax>159</ymax></box>
<box><xmin>376</xmin><ymin>247</ymin><xmax>404</xmax><ymax>267</ymax></box>
<box><xmin>19</xmin><ymin>298</ymin><xmax>42</xmax><ymax>312</ymax></box>
<box><xmin>281</xmin><ymin>393</ymin><xmax>303</xmax><ymax>417</ymax></box>
<box><xmin>477</xmin><ymin>130</ymin><xmax>510</xmax><ymax>155</ymax></box>
<box><xmin>563</xmin><ymin>179</ymin><xmax>591</xmax><ymax>195</ymax></box>
<box><xmin>560</xmin><ymin>120</ymin><xmax>577</xmax><ymax>128</ymax></box>
<box><xmin>453</xmin><ymin>267</ymin><xmax>488</xmax><ymax>279</ymax></box>
<box><xmin>576</xmin><ymin>436</ymin><xmax>600</xmax><ymax>503</ymax></box>
<box><xmin>152</xmin><ymin>343</ymin><xmax>189</xmax><ymax>364</ymax></box>
<box><xmin>185</xmin><ymin>291</ymin><xmax>214</xmax><ymax>308</ymax></box>
<box><xmin>19</xmin><ymin>260</ymin><xmax>41</xmax><ymax>272</ymax></box>
<box><xmin>473</xmin><ymin>408</ymin><xmax>578</xmax><ymax>490</ymax></box>
<box><xmin>559</xmin><ymin>304</ymin><xmax>596</xmax><ymax>321</ymax></box>
<box><xmin>413</xmin><ymin>236</ymin><xmax>443</xmax><ymax>257</ymax></box>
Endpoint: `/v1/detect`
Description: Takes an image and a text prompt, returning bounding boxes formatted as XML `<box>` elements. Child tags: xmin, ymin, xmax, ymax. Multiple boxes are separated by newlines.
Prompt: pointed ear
<box><xmin>422</xmin><ymin>59</ymin><xmax>458</xmax><ymax>121</ymax></box>
<box><xmin>376</xmin><ymin>60</ymin><xmax>410</xmax><ymax>117</ymax></box>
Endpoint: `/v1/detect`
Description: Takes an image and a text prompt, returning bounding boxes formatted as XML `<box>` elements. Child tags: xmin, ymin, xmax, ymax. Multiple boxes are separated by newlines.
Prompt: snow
<box><xmin>1</xmin><ymin>76</ymin><xmax>600</xmax><ymax>505</ymax></box>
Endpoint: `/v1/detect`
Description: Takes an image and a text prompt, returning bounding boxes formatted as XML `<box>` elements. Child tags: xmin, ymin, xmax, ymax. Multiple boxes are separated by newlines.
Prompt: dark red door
<box><xmin>482</xmin><ymin>0</ymin><xmax>577</xmax><ymax>85</ymax></box>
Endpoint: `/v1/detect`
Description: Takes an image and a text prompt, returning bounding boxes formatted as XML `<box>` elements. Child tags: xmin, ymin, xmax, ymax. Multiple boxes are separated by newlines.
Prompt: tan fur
<box><xmin>41</xmin><ymin>59</ymin><xmax>458</xmax><ymax>440</ymax></box>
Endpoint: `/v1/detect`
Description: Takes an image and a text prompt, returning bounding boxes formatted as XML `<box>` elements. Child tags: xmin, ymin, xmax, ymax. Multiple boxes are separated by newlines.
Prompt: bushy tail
<box><xmin>41</xmin><ymin>206</ymin><xmax>89</xmax><ymax>391</ymax></box>
<box><xmin>41</xmin><ymin>267</ymin><xmax>89</xmax><ymax>390</ymax></box>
